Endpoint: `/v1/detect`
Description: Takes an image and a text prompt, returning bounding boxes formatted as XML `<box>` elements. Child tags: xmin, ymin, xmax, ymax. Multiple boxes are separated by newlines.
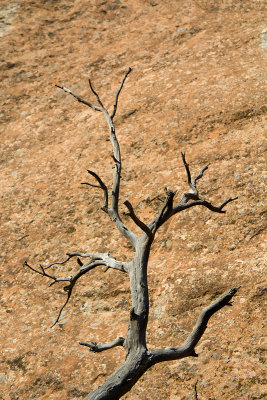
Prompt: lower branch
<box><xmin>150</xmin><ymin>287</ymin><xmax>240</xmax><ymax>364</ymax></box>
<box><xmin>83</xmin><ymin>287</ymin><xmax>239</xmax><ymax>400</ymax></box>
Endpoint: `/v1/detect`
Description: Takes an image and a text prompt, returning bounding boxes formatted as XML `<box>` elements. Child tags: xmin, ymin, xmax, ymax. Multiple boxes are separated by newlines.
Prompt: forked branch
<box><xmin>56</xmin><ymin>69</ymin><xmax>137</xmax><ymax>247</ymax></box>
<box><xmin>149</xmin><ymin>153</ymin><xmax>237</xmax><ymax>233</ymax></box>
<box><xmin>25</xmin><ymin>252</ymin><xmax>129</xmax><ymax>327</ymax></box>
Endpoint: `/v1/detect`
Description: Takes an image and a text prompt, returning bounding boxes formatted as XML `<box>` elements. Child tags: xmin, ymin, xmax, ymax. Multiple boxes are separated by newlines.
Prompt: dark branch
<box><xmin>81</xmin><ymin>182</ymin><xmax>101</xmax><ymax>189</ymax></box>
<box><xmin>152</xmin><ymin>189</ymin><xmax>176</xmax><ymax>233</ymax></box>
<box><xmin>150</xmin><ymin>287</ymin><xmax>240</xmax><ymax>364</ymax></box>
<box><xmin>82</xmin><ymin>169</ymin><xmax>109</xmax><ymax>212</ymax></box>
<box><xmin>181</xmin><ymin>152</ymin><xmax>210</xmax><ymax>198</ymax></box>
<box><xmin>26</xmin><ymin>252</ymin><xmax>129</xmax><ymax>328</ymax></box>
<box><xmin>88</xmin><ymin>79</ymin><xmax>105</xmax><ymax>109</ymax></box>
<box><xmin>111</xmin><ymin>67</ymin><xmax>132</xmax><ymax>119</ymax></box>
<box><xmin>79</xmin><ymin>337</ymin><xmax>125</xmax><ymax>353</ymax></box>
<box><xmin>174</xmin><ymin>197</ymin><xmax>238</xmax><ymax>214</ymax></box>
<box><xmin>43</xmin><ymin>255</ymin><xmax>73</xmax><ymax>270</ymax></box>
<box><xmin>50</xmin><ymin>291</ymin><xmax>72</xmax><ymax>328</ymax></box>
<box><xmin>149</xmin><ymin>155</ymin><xmax>238</xmax><ymax>233</ymax></box>
<box><xmin>24</xmin><ymin>261</ymin><xmax>71</xmax><ymax>283</ymax></box>
<box><xmin>124</xmin><ymin>200</ymin><xmax>153</xmax><ymax>239</ymax></box>
<box><xmin>181</xmin><ymin>152</ymin><xmax>192</xmax><ymax>186</ymax></box>
<box><xmin>49</xmin><ymin>260</ymin><xmax>106</xmax><ymax>327</ymax></box>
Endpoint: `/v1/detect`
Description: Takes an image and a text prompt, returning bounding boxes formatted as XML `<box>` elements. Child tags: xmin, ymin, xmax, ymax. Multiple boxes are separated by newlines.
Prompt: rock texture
<box><xmin>1</xmin><ymin>1</ymin><xmax>266</xmax><ymax>399</ymax></box>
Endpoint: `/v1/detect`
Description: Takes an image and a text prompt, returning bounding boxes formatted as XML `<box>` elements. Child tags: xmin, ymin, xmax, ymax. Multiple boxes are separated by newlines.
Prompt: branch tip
<box><xmin>111</xmin><ymin>67</ymin><xmax>132</xmax><ymax>119</ymax></box>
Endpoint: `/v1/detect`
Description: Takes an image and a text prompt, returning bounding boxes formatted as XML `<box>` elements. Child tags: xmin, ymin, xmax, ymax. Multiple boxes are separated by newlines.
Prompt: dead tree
<box><xmin>25</xmin><ymin>69</ymin><xmax>239</xmax><ymax>400</ymax></box>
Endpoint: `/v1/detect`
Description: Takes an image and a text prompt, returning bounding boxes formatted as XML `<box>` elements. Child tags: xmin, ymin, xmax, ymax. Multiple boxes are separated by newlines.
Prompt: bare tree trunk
<box><xmin>25</xmin><ymin>69</ymin><xmax>239</xmax><ymax>399</ymax></box>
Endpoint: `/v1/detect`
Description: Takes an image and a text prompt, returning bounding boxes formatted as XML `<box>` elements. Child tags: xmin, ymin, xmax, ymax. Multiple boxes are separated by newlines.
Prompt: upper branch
<box><xmin>151</xmin><ymin>189</ymin><xmax>176</xmax><ymax>233</ymax></box>
<box><xmin>111</xmin><ymin>67</ymin><xmax>132</xmax><ymax>119</ymax></box>
<box><xmin>56</xmin><ymin>70</ymin><xmax>137</xmax><ymax>247</ymax></box>
<box><xmin>124</xmin><ymin>200</ymin><xmax>153</xmax><ymax>240</ymax></box>
<box><xmin>149</xmin><ymin>154</ymin><xmax>237</xmax><ymax>233</ymax></box>
<box><xmin>149</xmin><ymin>287</ymin><xmax>240</xmax><ymax>364</ymax></box>
<box><xmin>183</xmin><ymin>287</ymin><xmax>240</xmax><ymax>350</ymax></box>
<box><xmin>88</xmin><ymin>79</ymin><xmax>105</xmax><ymax>108</ymax></box>
<box><xmin>181</xmin><ymin>152</ymin><xmax>209</xmax><ymax>200</ymax></box>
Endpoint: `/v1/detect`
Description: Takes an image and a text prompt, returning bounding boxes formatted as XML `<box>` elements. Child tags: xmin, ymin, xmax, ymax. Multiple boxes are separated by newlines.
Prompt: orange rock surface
<box><xmin>1</xmin><ymin>1</ymin><xmax>266</xmax><ymax>399</ymax></box>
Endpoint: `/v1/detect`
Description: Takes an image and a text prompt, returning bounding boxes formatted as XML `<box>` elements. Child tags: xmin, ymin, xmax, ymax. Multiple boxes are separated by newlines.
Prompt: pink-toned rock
<box><xmin>1</xmin><ymin>1</ymin><xmax>266</xmax><ymax>399</ymax></box>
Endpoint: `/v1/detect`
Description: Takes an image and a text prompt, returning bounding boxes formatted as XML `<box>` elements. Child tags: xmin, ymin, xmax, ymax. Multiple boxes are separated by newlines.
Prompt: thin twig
<box><xmin>55</xmin><ymin>85</ymin><xmax>101</xmax><ymax>111</ymax></box>
<box><xmin>88</xmin><ymin>79</ymin><xmax>104</xmax><ymax>108</ymax></box>
<box><xmin>111</xmin><ymin>67</ymin><xmax>132</xmax><ymax>119</ymax></box>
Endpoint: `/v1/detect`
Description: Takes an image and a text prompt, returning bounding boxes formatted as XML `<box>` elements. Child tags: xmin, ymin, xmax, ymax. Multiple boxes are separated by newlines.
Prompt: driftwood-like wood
<box><xmin>26</xmin><ymin>70</ymin><xmax>239</xmax><ymax>399</ymax></box>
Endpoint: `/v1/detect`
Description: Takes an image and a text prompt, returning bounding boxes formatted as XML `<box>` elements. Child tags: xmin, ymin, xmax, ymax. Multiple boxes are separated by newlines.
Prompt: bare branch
<box><xmin>111</xmin><ymin>67</ymin><xmax>132</xmax><ymax>119</ymax></box>
<box><xmin>183</xmin><ymin>286</ymin><xmax>240</xmax><ymax>349</ymax></box>
<box><xmin>50</xmin><ymin>292</ymin><xmax>72</xmax><ymax>328</ymax></box>
<box><xmin>152</xmin><ymin>189</ymin><xmax>176</xmax><ymax>232</ymax></box>
<box><xmin>88</xmin><ymin>79</ymin><xmax>105</xmax><ymax>109</ymax></box>
<box><xmin>81</xmin><ymin>182</ymin><xmax>102</xmax><ymax>189</ymax></box>
<box><xmin>49</xmin><ymin>259</ymin><xmax>107</xmax><ymax>327</ymax></box>
<box><xmin>181</xmin><ymin>152</ymin><xmax>210</xmax><ymax>199</ymax></box>
<box><xmin>43</xmin><ymin>255</ymin><xmax>73</xmax><ymax>270</ymax></box>
<box><xmin>24</xmin><ymin>261</ymin><xmax>71</xmax><ymax>283</ymax></box>
<box><xmin>172</xmin><ymin>196</ymin><xmax>239</xmax><ymax>215</ymax></box>
<box><xmin>82</xmin><ymin>169</ymin><xmax>109</xmax><ymax>212</ymax></box>
<box><xmin>124</xmin><ymin>200</ymin><xmax>153</xmax><ymax>239</ymax></box>
<box><xmin>26</xmin><ymin>252</ymin><xmax>129</xmax><ymax>328</ymax></box>
<box><xmin>79</xmin><ymin>337</ymin><xmax>125</xmax><ymax>353</ymax></box>
<box><xmin>149</xmin><ymin>287</ymin><xmax>240</xmax><ymax>364</ymax></box>
<box><xmin>99</xmin><ymin>108</ymin><xmax>137</xmax><ymax>246</ymax></box>
<box><xmin>56</xmin><ymin>71</ymin><xmax>137</xmax><ymax>247</ymax></box>
<box><xmin>149</xmin><ymin>155</ymin><xmax>237</xmax><ymax>233</ymax></box>
<box><xmin>181</xmin><ymin>151</ymin><xmax>192</xmax><ymax>186</ymax></box>
<box><xmin>55</xmin><ymin>85</ymin><xmax>101</xmax><ymax>112</ymax></box>
<box><xmin>66</xmin><ymin>252</ymin><xmax>129</xmax><ymax>273</ymax></box>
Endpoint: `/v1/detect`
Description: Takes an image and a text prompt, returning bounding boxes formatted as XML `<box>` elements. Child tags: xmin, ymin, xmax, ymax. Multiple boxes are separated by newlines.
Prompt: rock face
<box><xmin>1</xmin><ymin>1</ymin><xmax>266</xmax><ymax>399</ymax></box>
